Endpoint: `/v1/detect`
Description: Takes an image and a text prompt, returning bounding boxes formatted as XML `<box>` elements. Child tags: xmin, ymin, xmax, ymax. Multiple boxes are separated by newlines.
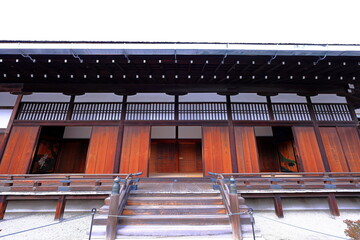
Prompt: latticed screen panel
<box><xmin>71</xmin><ymin>103</ymin><xmax>122</xmax><ymax>121</ymax></box>
<box><xmin>125</xmin><ymin>103</ymin><xmax>174</xmax><ymax>120</ymax></box>
<box><xmin>231</xmin><ymin>103</ymin><xmax>269</xmax><ymax>121</ymax></box>
<box><xmin>17</xmin><ymin>102</ymin><xmax>69</xmax><ymax>121</ymax></box>
<box><xmin>179</xmin><ymin>103</ymin><xmax>228</xmax><ymax>120</ymax></box>
<box><xmin>313</xmin><ymin>104</ymin><xmax>353</xmax><ymax>121</ymax></box>
<box><xmin>272</xmin><ymin>103</ymin><xmax>311</xmax><ymax>121</ymax></box>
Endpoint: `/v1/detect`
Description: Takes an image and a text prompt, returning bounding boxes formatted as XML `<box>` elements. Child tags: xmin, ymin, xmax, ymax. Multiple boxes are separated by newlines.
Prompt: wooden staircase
<box><xmin>90</xmin><ymin>178</ymin><xmax>263</xmax><ymax>239</ymax></box>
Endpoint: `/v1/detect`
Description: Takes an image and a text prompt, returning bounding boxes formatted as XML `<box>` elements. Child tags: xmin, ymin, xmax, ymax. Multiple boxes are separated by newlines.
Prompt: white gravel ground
<box><xmin>0</xmin><ymin>210</ymin><xmax>358</xmax><ymax>240</ymax></box>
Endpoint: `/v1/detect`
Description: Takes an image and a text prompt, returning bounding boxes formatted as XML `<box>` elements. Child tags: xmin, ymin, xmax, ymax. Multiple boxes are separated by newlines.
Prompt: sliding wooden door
<box><xmin>336</xmin><ymin>127</ymin><xmax>360</xmax><ymax>171</ymax></box>
<box><xmin>293</xmin><ymin>127</ymin><xmax>324</xmax><ymax>172</ymax></box>
<box><xmin>120</xmin><ymin>126</ymin><xmax>150</xmax><ymax>176</ymax></box>
<box><xmin>85</xmin><ymin>126</ymin><xmax>120</xmax><ymax>174</ymax></box>
<box><xmin>202</xmin><ymin>126</ymin><xmax>232</xmax><ymax>175</ymax></box>
<box><xmin>0</xmin><ymin>126</ymin><xmax>40</xmax><ymax>174</ymax></box>
<box><xmin>234</xmin><ymin>127</ymin><xmax>260</xmax><ymax>173</ymax></box>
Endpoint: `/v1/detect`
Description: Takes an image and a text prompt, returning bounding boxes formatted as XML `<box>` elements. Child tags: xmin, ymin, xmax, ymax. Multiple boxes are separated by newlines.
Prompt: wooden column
<box><xmin>328</xmin><ymin>193</ymin><xmax>340</xmax><ymax>216</ymax></box>
<box><xmin>54</xmin><ymin>195</ymin><xmax>66</xmax><ymax>220</ymax></box>
<box><xmin>65</xmin><ymin>95</ymin><xmax>75</xmax><ymax>120</ymax></box>
<box><xmin>114</xmin><ymin>95</ymin><xmax>127</xmax><ymax>173</ymax></box>
<box><xmin>0</xmin><ymin>195</ymin><xmax>8</xmax><ymax>220</ymax></box>
<box><xmin>266</xmin><ymin>96</ymin><xmax>275</xmax><ymax>121</ymax></box>
<box><xmin>306</xmin><ymin>96</ymin><xmax>331</xmax><ymax>172</ymax></box>
<box><xmin>0</xmin><ymin>94</ymin><xmax>23</xmax><ymax>162</ymax></box>
<box><xmin>226</xmin><ymin>95</ymin><xmax>238</xmax><ymax>173</ymax></box>
<box><xmin>274</xmin><ymin>195</ymin><xmax>284</xmax><ymax>218</ymax></box>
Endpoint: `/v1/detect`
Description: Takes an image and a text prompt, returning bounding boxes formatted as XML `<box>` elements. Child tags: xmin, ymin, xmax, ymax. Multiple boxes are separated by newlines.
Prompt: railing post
<box><xmin>229</xmin><ymin>176</ymin><xmax>242</xmax><ymax>240</ymax></box>
<box><xmin>105</xmin><ymin>177</ymin><xmax>121</xmax><ymax>240</ymax></box>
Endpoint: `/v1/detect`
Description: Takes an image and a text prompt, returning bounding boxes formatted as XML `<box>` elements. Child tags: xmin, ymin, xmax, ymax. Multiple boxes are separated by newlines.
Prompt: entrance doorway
<box><xmin>256</xmin><ymin>127</ymin><xmax>299</xmax><ymax>172</ymax></box>
<box><xmin>148</xmin><ymin>126</ymin><xmax>203</xmax><ymax>177</ymax></box>
<box><xmin>30</xmin><ymin>126</ymin><xmax>90</xmax><ymax>174</ymax></box>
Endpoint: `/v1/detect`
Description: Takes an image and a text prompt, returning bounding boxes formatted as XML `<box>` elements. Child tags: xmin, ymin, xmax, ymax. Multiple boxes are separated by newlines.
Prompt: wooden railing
<box><xmin>214</xmin><ymin>172</ymin><xmax>360</xmax><ymax>190</ymax></box>
<box><xmin>105</xmin><ymin>172</ymin><xmax>142</xmax><ymax>240</ymax></box>
<box><xmin>0</xmin><ymin>173</ymin><xmax>142</xmax><ymax>222</ymax></box>
<box><xmin>15</xmin><ymin>102</ymin><xmax>355</xmax><ymax>122</ymax></box>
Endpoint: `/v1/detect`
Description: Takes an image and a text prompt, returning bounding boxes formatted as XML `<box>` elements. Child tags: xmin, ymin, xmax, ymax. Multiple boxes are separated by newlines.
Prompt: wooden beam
<box><xmin>328</xmin><ymin>193</ymin><xmax>340</xmax><ymax>216</ymax></box>
<box><xmin>274</xmin><ymin>195</ymin><xmax>284</xmax><ymax>218</ymax></box>
<box><xmin>54</xmin><ymin>195</ymin><xmax>66</xmax><ymax>220</ymax></box>
<box><xmin>226</xmin><ymin>95</ymin><xmax>238</xmax><ymax>173</ymax></box>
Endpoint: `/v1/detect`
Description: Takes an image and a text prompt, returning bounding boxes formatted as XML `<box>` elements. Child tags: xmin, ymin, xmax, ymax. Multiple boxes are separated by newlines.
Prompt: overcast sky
<box><xmin>1</xmin><ymin>0</ymin><xmax>360</xmax><ymax>44</ymax></box>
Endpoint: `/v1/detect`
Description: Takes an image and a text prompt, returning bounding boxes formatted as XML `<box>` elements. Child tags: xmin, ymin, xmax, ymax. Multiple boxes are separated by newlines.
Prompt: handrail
<box><xmin>105</xmin><ymin>172</ymin><xmax>142</xmax><ymax>240</ymax></box>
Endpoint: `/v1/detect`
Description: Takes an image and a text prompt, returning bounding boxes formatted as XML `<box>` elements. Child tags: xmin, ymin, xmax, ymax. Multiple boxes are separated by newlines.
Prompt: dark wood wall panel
<box><xmin>56</xmin><ymin>140</ymin><xmax>89</xmax><ymax>173</ymax></box>
<box><xmin>337</xmin><ymin>127</ymin><xmax>360</xmax><ymax>171</ymax></box>
<box><xmin>293</xmin><ymin>127</ymin><xmax>324</xmax><ymax>172</ymax></box>
<box><xmin>120</xmin><ymin>126</ymin><xmax>150</xmax><ymax>176</ymax></box>
<box><xmin>234</xmin><ymin>127</ymin><xmax>260</xmax><ymax>173</ymax></box>
<box><xmin>202</xmin><ymin>126</ymin><xmax>232</xmax><ymax>175</ymax></box>
<box><xmin>0</xmin><ymin>126</ymin><xmax>40</xmax><ymax>174</ymax></box>
<box><xmin>0</xmin><ymin>133</ymin><xmax>4</xmax><ymax>148</ymax></box>
<box><xmin>85</xmin><ymin>126</ymin><xmax>119</xmax><ymax>174</ymax></box>
<box><xmin>319</xmin><ymin>127</ymin><xmax>349</xmax><ymax>172</ymax></box>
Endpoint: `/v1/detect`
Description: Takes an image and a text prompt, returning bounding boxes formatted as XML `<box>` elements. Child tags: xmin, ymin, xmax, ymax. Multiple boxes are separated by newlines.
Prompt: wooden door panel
<box><xmin>120</xmin><ymin>126</ymin><xmax>150</xmax><ymax>176</ymax></box>
<box><xmin>156</xmin><ymin>142</ymin><xmax>177</xmax><ymax>173</ymax></box>
<box><xmin>56</xmin><ymin>140</ymin><xmax>89</xmax><ymax>173</ymax></box>
<box><xmin>293</xmin><ymin>127</ymin><xmax>324</xmax><ymax>172</ymax></box>
<box><xmin>85</xmin><ymin>126</ymin><xmax>119</xmax><ymax>174</ymax></box>
<box><xmin>179</xmin><ymin>142</ymin><xmax>202</xmax><ymax>172</ymax></box>
<box><xmin>337</xmin><ymin>127</ymin><xmax>360</xmax><ymax>171</ymax></box>
<box><xmin>202</xmin><ymin>126</ymin><xmax>232</xmax><ymax>175</ymax></box>
<box><xmin>234</xmin><ymin>127</ymin><xmax>259</xmax><ymax>173</ymax></box>
<box><xmin>319</xmin><ymin>127</ymin><xmax>349</xmax><ymax>172</ymax></box>
<box><xmin>0</xmin><ymin>126</ymin><xmax>40</xmax><ymax>174</ymax></box>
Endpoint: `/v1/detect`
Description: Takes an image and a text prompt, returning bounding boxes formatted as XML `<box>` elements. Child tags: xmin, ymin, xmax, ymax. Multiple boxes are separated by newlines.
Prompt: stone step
<box><xmin>122</xmin><ymin>205</ymin><xmax>226</xmax><ymax>215</ymax></box>
<box><xmin>90</xmin><ymin>224</ymin><xmax>263</xmax><ymax>238</ymax></box>
<box><xmin>129</xmin><ymin>192</ymin><xmax>220</xmax><ymax>197</ymax></box>
<box><xmin>93</xmin><ymin>214</ymin><xmax>230</xmax><ymax>225</ymax></box>
<box><xmin>126</xmin><ymin>196</ymin><xmax>223</xmax><ymax>206</ymax></box>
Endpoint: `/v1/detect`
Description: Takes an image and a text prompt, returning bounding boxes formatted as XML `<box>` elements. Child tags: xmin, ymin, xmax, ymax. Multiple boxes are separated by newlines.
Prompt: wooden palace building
<box><xmin>0</xmin><ymin>42</ymin><xmax>360</xmax><ymax>239</ymax></box>
<box><xmin>0</xmin><ymin>42</ymin><xmax>359</xmax><ymax>177</ymax></box>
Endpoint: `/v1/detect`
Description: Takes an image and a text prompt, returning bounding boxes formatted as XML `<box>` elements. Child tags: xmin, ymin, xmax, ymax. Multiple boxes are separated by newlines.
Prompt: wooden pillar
<box><xmin>0</xmin><ymin>195</ymin><xmax>8</xmax><ymax>220</ymax></box>
<box><xmin>306</xmin><ymin>96</ymin><xmax>331</xmax><ymax>172</ymax></box>
<box><xmin>274</xmin><ymin>195</ymin><xmax>284</xmax><ymax>218</ymax></box>
<box><xmin>65</xmin><ymin>95</ymin><xmax>75</xmax><ymax>120</ymax></box>
<box><xmin>266</xmin><ymin>96</ymin><xmax>275</xmax><ymax>121</ymax></box>
<box><xmin>106</xmin><ymin>179</ymin><xmax>121</xmax><ymax>240</ymax></box>
<box><xmin>54</xmin><ymin>195</ymin><xmax>66</xmax><ymax>220</ymax></box>
<box><xmin>0</xmin><ymin>94</ymin><xmax>23</xmax><ymax>162</ymax></box>
<box><xmin>114</xmin><ymin>95</ymin><xmax>127</xmax><ymax>173</ymax></box>
<box><xmin>226</xmin><ymin>95</ymin><xmax>238</xmax><ymax>173</ymax></box>
<box><xmin>229</xmin><ymin>177</ymin><xmax>241</xmax><ymax>240</ymax></box>
<box><xmin>328</xmin><ymin>193</ymin><xmax>340</xmax><ymax>216</ymax></box>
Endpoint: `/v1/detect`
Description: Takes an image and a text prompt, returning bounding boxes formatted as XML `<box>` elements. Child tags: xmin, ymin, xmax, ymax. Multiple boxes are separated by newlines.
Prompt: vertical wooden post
<box><xmin>0</xmin><ymin>195</ymin><xmax>8</xmax><ymax>220</ymax></box>
<box><xmin>266</xmin><ymin>95</ymin><xmax>275</xmax><ymax>121</ymax></box>
<box><xmin>226</xmin><ymin>95</ymin><xmax>238</xmax><ymax>173</ymax></box>
<box><xmin>106</xmin><ymin>177</ymin><xmax>121</xmax><ymax>240</ymax></box>
<box><xmin>274</xmin><ymin>195</ymin><xmax>284</xmax><ymax>218</ymax></box>
<box><xmin>114</xmin><ymin>95</ymin><xmax>127</xmax><ymax>173</ymax></box>
<box><xmin>65</xmin><ymin>95</ymin><xmax>75</xmax><ymax>120</ymax></box>
<box><xmin>54</xmin><ymin>195</ymin><xmax>66</xmax><ymax>220</ymax></box>
<box><xmin>229</xmin><ymin>177</ymin><xmax>241</xmax><ymax>240</ymax></box>
<box><xmin>328</xmin><ymin>193</ymin><xmax>340</xmax><ymax>216</ymax></box>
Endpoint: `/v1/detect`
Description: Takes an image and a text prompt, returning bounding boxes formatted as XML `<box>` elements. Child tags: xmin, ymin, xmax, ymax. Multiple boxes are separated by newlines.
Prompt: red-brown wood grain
<box><xmin>85</xmin><ymin>126</ymin><xmax>119</xmax><ymax>174</ymax></box>
<box><xmin>0</xmin><ymin>126</ymin><xmax>40</xmax><ymax>174</ymax></box>
<box><xmin>202</xmin><ymin>126</ymin><xmax>232</xmax><ymax>175</ymax></box>
<box><xmin>319</xmin><ymin>127</ymin><xmax>349</xmax><ymax>172</ymax></box>
<box><xmin>337</xmin><ymin>127</ymin><xmax>360</xmax><ymax>172</ymax></box>
<box><xmin>119</xmin><ymin>126</ymin><xmax>150</xmax><ymax>176</ymax></box>
<box><xmin>234</xmin><ymin>127</ymin><xmax>260</xmax><ymax>173</ymax></box>
<box><xmin>293</xmin><ymin>127</ymin><xmax>324</xmax><ymax>172</ymax></box>
<box><xmin>56</xmin><ymin>140</ymin><xmax>89</xmax><ymax>173</ymax></box>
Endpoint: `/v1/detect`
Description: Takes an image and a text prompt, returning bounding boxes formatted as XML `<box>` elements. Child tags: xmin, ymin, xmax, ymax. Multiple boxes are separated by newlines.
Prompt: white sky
<box><xmin>0</xmin><ymin>0</ymin><xmax>360</xmax><ymax>44</ymax></box>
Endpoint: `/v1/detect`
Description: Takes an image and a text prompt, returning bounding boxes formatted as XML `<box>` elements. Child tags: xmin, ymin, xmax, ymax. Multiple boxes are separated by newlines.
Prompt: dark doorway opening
<box><xmin>30</xmin><ymin>126</ymin><xmax>89</xmax><ymax>174</ymax></box>
<box><xmin>256</xmin><ymin>127</ymin><xmax>298</xmax><ymax>172</ymax></box>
